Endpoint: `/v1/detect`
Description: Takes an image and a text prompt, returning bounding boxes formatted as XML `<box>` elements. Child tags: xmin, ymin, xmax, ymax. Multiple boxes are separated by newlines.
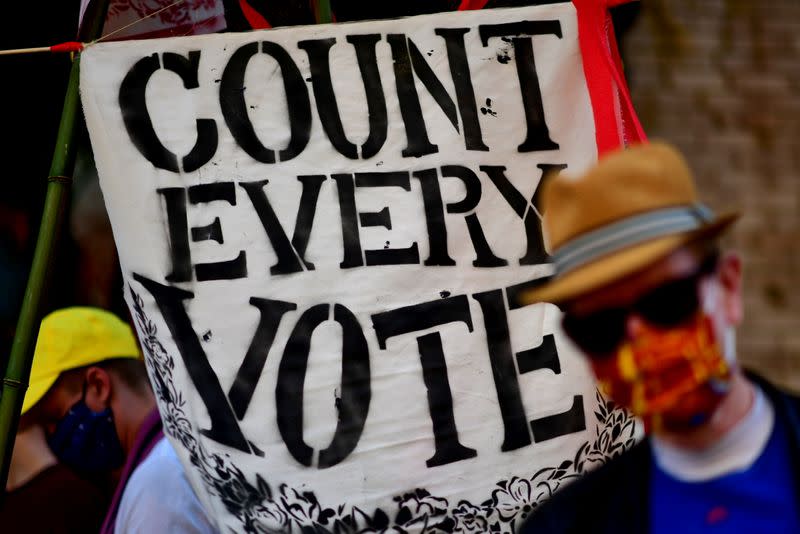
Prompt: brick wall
<box><xmin>622</xmin><ymin>0</ymin><xmax>800</xmax><ymax>389</ymax></box>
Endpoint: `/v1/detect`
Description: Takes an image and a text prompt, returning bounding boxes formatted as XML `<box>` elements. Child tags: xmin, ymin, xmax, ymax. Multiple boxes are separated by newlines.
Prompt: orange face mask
<box><xmin>590</xmin><ymin>312</ymin><xmax>731</xmax><ymax>432</ymax></box>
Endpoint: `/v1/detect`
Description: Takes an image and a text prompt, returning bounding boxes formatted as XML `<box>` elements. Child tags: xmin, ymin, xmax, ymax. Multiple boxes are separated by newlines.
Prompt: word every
<box><xmin>134</xmin><ymin>273</ymin><xmax>586</xmax><ymax>470</ymax></box>
<box><xmin>159</xmin><ymin>163</ymin><xmax>565</xmax><ymax>283</ymax></box>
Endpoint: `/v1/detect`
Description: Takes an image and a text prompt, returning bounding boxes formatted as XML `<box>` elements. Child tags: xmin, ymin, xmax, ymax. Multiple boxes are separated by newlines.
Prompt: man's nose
<box><xmin>625</xmin><ymin>313</ymin><xmax>646</xmax><ymax>340</ymax></box>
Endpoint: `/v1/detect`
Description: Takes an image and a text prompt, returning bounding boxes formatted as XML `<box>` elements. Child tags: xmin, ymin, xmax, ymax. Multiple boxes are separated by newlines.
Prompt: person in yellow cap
<box><xmin>22</xmin><ymin>306</ymin><xmax>217</xmax><ymax>534</ymax></box>
<box><xmin>520</xmin><ymin>142</ymin><xmax>800</xmax><ymax>533</ymax></box>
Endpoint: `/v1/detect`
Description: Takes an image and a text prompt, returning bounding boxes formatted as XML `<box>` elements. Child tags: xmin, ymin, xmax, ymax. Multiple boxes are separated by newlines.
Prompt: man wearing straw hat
<box><xmin>520</xmin><ymin>142</ymin><xmax>800</xmax><ymax>533</ymax></box>
<box><xmin>22</xmin><ymin>307</ymin><xmax>216</xmax><ymax>533</ymax></box>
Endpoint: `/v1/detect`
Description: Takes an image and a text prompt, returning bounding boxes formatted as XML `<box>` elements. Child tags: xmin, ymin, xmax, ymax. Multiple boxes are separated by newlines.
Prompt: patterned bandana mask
<box><xmin>590</xmin><ymin>312</ymin><xmax>732</xmax><ymax>432</ymax></box>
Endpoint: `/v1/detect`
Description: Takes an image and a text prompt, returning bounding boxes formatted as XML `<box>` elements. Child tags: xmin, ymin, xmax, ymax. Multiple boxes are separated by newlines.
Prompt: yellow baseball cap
<box><xmin>22</xmin><ymin>307</ymin><xmax>141</xmax><ymax>414</ymax></box>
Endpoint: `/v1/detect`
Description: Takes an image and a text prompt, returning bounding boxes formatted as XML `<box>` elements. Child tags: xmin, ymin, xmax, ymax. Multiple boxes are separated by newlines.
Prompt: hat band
<box><xmin>552</xmin><ymin>205</ymin><xmax>714</xmax><ymax>275</ymax></box>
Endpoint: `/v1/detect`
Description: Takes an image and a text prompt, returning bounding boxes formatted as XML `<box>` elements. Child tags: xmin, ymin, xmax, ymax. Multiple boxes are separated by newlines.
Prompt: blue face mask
<box><xmin>46</xmin><ymin>397</ymin><xmax>126</xmax><ymax>474</ymax></box>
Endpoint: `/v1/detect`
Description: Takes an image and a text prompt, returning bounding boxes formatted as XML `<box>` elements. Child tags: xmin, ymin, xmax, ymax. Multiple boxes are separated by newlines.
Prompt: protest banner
<box><xmin>80</xmin><ymin>2</ymin><xmax>642</xmax><ymax>531</ymax></box>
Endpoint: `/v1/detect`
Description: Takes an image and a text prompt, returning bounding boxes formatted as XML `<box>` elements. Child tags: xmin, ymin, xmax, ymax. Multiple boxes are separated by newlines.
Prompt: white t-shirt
<box><xmin>115</xmin><ymin>438</ymin><xmax>218</xmax><ymax>533</ymax></box>
<box><xmin>651</xmin><ymin>385</ymin><xmax>774</xmax><ymax>482</ymax></box>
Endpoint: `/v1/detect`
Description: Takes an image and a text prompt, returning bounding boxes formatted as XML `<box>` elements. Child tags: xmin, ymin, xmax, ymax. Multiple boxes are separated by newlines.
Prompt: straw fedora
<box><xmin>522</xmin><ymin>141</ymin><xmax>738</xmax><ymax>305</ymax></box>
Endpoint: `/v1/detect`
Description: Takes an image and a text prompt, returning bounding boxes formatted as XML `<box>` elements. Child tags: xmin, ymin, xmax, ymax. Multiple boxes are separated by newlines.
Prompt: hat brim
<box><xmin>521</xmin><ymin>212</ymin><xmax>740</xmax><ymax>306</ymax></box>
<box><xmin>21</xmin><ymin>372</ymin><xmax>59</xmax><ymax>415</ymax></box>
<box><xmin>21</xmin><ymin>351</ymin><xmax>142</xmax><ymax>415</ymax></box>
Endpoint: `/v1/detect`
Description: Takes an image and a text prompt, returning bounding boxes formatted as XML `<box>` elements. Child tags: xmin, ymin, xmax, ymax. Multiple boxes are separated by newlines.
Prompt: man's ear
<box><xmin>717</xmin><ymin>251</ymin><xmax>743</xmax><ymax>325</ymax></box>
<box><xmin>83</xmin><ymin>366</ymin><xmax>112</xmax><ymax>411</ymax></box>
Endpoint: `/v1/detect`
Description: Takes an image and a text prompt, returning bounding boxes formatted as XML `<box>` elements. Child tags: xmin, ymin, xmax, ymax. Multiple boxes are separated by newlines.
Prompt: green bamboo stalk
<box><xmin>314</xmin><ymin>0</ymin><xmax>333</xmax><ymax>24</ymax></box>
<box><xmin>0</xmin><ymin>0</ymin><xmax>111</xmax><ymax>491</ymax></box>
<box><xmin>0</xmin><ymin>56</ymin><xmax>80</xmax><ymax>494</ymax></box>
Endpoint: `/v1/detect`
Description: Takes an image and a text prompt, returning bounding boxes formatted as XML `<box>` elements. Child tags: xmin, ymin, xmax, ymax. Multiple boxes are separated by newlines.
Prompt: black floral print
<box><xmin>130</xmin><ymin>287</ymin><xmax>637</xmax><ymax>533</ymax></box>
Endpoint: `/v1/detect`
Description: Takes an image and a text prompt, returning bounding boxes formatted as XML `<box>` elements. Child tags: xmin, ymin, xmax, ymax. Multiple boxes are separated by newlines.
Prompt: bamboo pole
<box><xmin>314</xmin><ymin>0</ymin><xmax>333</xmax><ymax>24</ymax></box>
<box><xmin>0</xmin><ymin>0</ymin><xmax>111</xmax><ymax>491</ymax></box>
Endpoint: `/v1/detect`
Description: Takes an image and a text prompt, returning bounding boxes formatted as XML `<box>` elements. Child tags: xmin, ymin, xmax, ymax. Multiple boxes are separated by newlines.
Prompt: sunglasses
<box><xmin>561</xmin><ymin>253</ymin><xmax>719</xmax><ymax>356</ymax></box>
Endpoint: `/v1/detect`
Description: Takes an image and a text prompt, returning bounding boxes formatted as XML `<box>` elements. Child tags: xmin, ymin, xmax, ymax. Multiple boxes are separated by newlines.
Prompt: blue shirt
<box><xmin>650</xmin><ymin>416</ymin><xmax>800</xmax><ymax>534</ymax></box>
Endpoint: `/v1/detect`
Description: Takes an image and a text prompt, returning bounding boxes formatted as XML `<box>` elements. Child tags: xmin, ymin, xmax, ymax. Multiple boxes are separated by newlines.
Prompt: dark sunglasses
<box><xmin>561</xmin><ymin>252</ymin><xmax>719</xmax><ymax>356</ymax></box>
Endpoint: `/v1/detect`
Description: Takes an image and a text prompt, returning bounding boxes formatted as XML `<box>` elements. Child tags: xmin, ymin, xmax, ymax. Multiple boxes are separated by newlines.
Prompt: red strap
<box><xmin>604</xmin><ymin>7</ymin><xmax>646</xmax><ymax>145</ymax></box>
<box><xmin>239</xmin><ymin>0</ymin><xmax>271</xmax><ymax>29</ymax></box>
<box><xmin>573</xmin><ymin>0</ymin><xmax>645</xmax><ymax>155</ymax></box>
<box><xmin>458</xmin><ymin>0</ymin><xmax>490</xmax><ymax>10</ymax></box>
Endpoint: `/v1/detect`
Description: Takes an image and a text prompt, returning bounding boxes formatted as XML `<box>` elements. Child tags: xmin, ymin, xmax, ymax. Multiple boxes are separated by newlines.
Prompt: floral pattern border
<box><xmin>130</xmin><ymin>286</ymin><xmax>637</xmax><ymax>533</ymax></box>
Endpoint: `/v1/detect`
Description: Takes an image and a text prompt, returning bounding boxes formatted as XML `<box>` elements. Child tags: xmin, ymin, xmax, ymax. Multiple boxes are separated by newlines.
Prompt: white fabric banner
<box><xmin>80</xmin><ymin>4</ymin><xmax>637</xmax><ymax>532</ymax></box>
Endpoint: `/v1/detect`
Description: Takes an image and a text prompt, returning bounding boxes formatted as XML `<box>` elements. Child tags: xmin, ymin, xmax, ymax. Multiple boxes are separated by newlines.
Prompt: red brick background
<box><xmin>623</xmin><ymin>0</ymin><xmax>800</xmax><ymax>389</ymax></box>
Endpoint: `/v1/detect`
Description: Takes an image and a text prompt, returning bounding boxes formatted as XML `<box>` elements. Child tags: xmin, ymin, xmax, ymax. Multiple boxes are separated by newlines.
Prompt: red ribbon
<box><xmin>50</xmin><ymin>42</ymin><xmax>84</xmax><ymax>53</ymax></box>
